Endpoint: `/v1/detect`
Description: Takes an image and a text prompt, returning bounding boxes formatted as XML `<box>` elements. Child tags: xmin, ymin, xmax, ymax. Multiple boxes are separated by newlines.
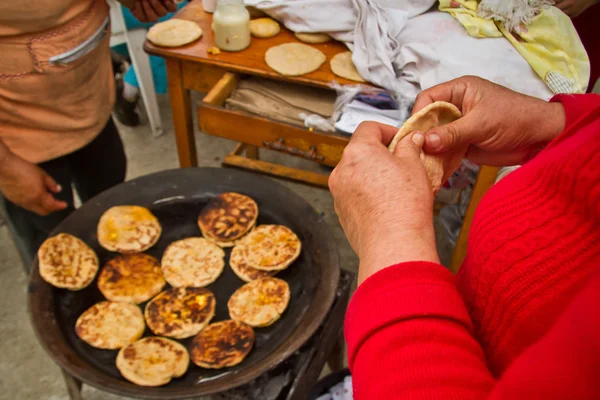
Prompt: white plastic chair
<box><xmin>108</xmin><ymin>0</ymin><xmax>163</xmax><ymax>137</ymax></box>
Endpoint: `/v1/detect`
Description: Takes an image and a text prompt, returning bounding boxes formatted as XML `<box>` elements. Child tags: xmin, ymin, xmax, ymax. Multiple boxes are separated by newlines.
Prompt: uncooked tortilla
<box><xmin>265</xmin><ymin>43</ymin><xmax>326</xmax><ymax>76</ymax></box>
<box><xmin>250</xmin><ymin>18</ymin><xmax>280</xmax><ymax>38</ymax></box>
<box><xmin>388</xmin><ymin>101</ymin><xmax>465</xmax><ymax>193</ymax></box>
<box><xmin>294</xmin><ymin>32</ymin><xmax>331</xmax><ymax>44</ymax></box>
<box><xmin>146</xmin><ymin>19</ymin><xmax>202</xmax><ymax>48</ymax></box>
<box><xmin>330</xmin><ymin>51</ymin><xmax>365</xmax><ymax>82</ymax></box>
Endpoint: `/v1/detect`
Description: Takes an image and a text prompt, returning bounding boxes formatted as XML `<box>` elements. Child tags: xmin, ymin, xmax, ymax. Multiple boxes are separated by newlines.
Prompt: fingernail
<box><xmin>427</xmin><ymin>133</ymin><xmax>441</xmax><ymax>149</ymax></box>
<box><xmin>412</xmin><ymin>132</ymin><xmax>425</xmax><ymax>146</ymax></box>
<box><xmin>56</xmin><ymin>184</ymin><xmax>62</xmax><ymax>192</ymax></box>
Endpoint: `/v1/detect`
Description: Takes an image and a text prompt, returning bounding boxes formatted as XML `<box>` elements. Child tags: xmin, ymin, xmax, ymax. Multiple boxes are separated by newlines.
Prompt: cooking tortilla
<box><xmin>38</xmin><ymin>233</ymin><xmax>98</xmax><ymax>290</ymax></box>
<box><xmin>97</xmin><ymin>205</ymin><xmax>162</xmax><ymax>253</ymax></box>
<box><xmin>144</xmin><ymin>287</ymin><xmax>216</xmax><ymax>339</ymax></box>
<box><xmin>116</xmin><ymin>337</ymin><xmax>189</xmax><ymax>387</ymax></box>
<box><xmin>228</xmin><ymin>277</ymin><xmax>290</xmax><ymax>327</ymax></box>
<box><xmin>198</xmin><ymin>192</ymin><xmax>258</xmax><ymax>247</ymax></box>
<box><xmin>388</xmin><ymin>101</ymin><xmax>465</xmax><ymax>193</ymax></box>
<box><xmin>75</xmin><ymin>301</ymin><xmax>145</xmax><ymax>350</ymax></box>
<box><xmin>161</xmin><ymin>237</ymin><xmax>225</xmax><ymax>287</ymax></box>
<box><xmin>229</xmin><ymin>244</ymin><xmax>277</xmax><ymax>282</ymax></box>
<box><xmin>97</xmin><ymin>253</ymin><xmax>166</xmax><ymax>304</ymax></box>
<box><xmin>241</xmin><ymin>225</ymin><xmax>301</xmax><ymax>271</ymax></box>
<box><xmin>190</xmin><ymin>320</ymin><xmax>254</xmax><ymax>369</ymax></box>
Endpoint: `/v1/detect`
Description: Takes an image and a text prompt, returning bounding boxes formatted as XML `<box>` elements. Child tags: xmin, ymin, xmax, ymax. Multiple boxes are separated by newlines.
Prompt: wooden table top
<box><xmin>144</xmin><ymin>1</ymin><xmax>361</xmax><ymax>89</ymax></box>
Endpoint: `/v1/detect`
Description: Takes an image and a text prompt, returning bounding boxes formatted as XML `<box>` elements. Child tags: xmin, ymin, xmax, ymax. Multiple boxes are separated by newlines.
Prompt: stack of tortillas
<box><xmin>388</xmin><ymin>101</ymin><xmax>466</xmax><ymax>193</ymax></box>
<box><xmin>146</xmin><ymin>19</ymin><xmax>203</xmax><ymax>47</ymax></box>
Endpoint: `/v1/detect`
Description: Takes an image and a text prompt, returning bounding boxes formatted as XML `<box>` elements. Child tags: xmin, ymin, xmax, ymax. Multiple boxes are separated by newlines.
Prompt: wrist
<box><xmin>526</xmin><ymin>102</ymin><xmax>565</xmax><ymax>161</ymax></box>
<box><xmin>357</xmin><ymin>226</ymin><xmax>439</xmax><ymax>285</ymax></box>
<box><xmin>542</xmin><ymin>102</ymin><xmax>566</xmax><ymax>141</ymax></box>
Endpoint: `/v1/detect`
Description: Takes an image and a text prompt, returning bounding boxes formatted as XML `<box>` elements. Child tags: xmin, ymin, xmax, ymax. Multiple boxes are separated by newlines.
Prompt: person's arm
<box><xmin>346</xmin><ymin>262</ymin><xmax>600</xmax><ymax>400</ymax></box>
<box><xmin>117</xmin><ymin>0</ymin><xmax>177</xmax><ymax>23</ymax></box>
<box><xmin>0</xmin><ymin>139</ymin><xmax>67</xmax><ymax>216</ymax></box>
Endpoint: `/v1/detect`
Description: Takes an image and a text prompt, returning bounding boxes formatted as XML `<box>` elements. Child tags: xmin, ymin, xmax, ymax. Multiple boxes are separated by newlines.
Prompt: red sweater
<box><xmin>345</xmin><ymin>94</ymin><xmax>600</xmax><ymax>399</ymax></box>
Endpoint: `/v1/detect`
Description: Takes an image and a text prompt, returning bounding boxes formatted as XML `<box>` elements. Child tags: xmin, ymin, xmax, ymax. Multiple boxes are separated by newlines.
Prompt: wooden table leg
<box><xmin>166</xmin><ymin>59</ymin><xmax>197</xmax><ymax>168</ymax></box>
<box><xmin>327</xmin><ymin>334</ymin><xmax>345</xmax><ymax>372</ymax></box>
<box><xmin>61</xmin><ymin>369</ymin><xmax>83</xmax><ymax>400</ymax></box>
<box><xmin>450</xmin><ymin>165</ymin><xmax>499</xmax><ymax>273</ymax></box>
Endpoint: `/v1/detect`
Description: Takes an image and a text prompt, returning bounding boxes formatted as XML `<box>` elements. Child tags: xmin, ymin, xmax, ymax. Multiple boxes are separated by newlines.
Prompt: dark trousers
<box><xmin>3</xmin><ymin>118</ymin><xmax>126</xmax><ymax>270</ymax></box>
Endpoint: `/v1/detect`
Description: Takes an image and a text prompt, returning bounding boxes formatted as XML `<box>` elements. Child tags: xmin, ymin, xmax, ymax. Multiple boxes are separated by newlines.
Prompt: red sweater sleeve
<box><xmin>549</xmin><ymin>94</ymin><xmax>600</xmax><ymax>137</ymax></box>
<box><xmin>346</xmin><ymin>263</ymin><xmax>600</xmax><ymax>400</ymax></box>
<box><xmin>345</xmin><ymin>94</ymin><xmax>600</xmax><ymax>399</ymax></box>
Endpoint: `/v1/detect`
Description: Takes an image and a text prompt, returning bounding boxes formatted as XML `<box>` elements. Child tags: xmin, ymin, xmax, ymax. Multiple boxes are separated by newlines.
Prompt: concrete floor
<box><xmin>0</xmin><ymin>94</ymin><xmax>361</xmax><ymax>400</ymax></box>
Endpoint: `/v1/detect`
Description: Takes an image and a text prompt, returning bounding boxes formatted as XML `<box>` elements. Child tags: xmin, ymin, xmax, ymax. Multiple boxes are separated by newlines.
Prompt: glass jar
<box><xmin>211</xmin><ymin>0</ymin><xmax>251</xmax><ymax>52</ymax></box>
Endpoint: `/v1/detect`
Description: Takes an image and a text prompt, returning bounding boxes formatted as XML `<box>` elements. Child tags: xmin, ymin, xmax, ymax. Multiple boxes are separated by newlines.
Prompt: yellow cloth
<box><xmin>439</xmin><ymin>0</ymin><xmax>590</xmax><ymax>94</ymax></box>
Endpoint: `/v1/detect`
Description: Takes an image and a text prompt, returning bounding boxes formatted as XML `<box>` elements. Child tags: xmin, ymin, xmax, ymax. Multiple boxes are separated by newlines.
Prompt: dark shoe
<box><xmin>114</xmin><ymin>78</ymin><xmax>140</xmax><ymax>127</ymax></box>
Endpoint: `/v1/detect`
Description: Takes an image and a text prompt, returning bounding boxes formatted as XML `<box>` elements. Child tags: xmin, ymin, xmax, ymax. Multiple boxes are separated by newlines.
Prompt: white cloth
<box><xmin>245</xmin><ymin>0</ymin><xmax>553</xmax><ymax>100</ymax></box>
<box><xmin>316</xmin><ymin>375</ymin><xmax>353</xmax><ymax>400</ymax></box>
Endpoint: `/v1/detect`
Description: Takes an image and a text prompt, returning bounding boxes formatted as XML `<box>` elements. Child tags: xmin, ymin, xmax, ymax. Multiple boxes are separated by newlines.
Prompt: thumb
<box><xmin>392</xmin><ymin>132</ymin><xmax>425</xmax><ymax>159</ymax></box>
<box><xmin>423</xmin><ymin>117</ymin><xmax>474</xmax><ymax>155</ymax></box>
<box><xmin>39</xmin><ymin>192</ymin><xmax>68</xmax><ymax>215</ymax></box>
<box><xmin>43</xmin><ymin>174</ymin><xmax>62</xmax><ymax>194</ymax></box>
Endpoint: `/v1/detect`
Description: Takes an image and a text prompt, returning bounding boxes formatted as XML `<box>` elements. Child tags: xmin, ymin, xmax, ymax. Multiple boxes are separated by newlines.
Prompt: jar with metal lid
<box><xmin>211</xmin><ymin>0</ymin><xmax>250</xmax><ymax>51</ymax></box>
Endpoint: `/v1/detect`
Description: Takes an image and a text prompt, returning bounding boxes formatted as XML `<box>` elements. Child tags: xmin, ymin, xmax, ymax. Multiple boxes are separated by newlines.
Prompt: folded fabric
<box><xmin>244</xmin><ymin>0</ymin><xmax>554</xmax><ymax>100</ymax></box>
<box><xmin>224</xmin><ymin>77</ymin><xmax>336</xmax><ymax>127</ymax></box>
<box><xmin>439</xmin><ymin>0</ymin><xmax>590</xmax><ymax>93</ymax></box>
<box><xmin>316</xmin><ymin>375</ymin><xmax>353</xmax><ymax>400</ymax></box>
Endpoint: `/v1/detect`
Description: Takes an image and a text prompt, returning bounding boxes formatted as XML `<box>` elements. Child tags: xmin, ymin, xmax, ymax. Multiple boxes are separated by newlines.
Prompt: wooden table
<box><xmin>145</xmin><ymin>1</ymin><xmax>498</xmax><ymax>271</ymax></box>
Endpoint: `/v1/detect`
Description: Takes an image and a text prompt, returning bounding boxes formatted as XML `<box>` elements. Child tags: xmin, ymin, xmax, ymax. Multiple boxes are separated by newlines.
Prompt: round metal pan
<box><xmin>28</xmin><ymin>168</ymin><xmax>340</xmax><ymax>399</ymax></box>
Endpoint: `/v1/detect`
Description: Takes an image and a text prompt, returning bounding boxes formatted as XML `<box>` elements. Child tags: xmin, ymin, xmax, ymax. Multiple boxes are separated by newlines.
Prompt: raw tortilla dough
<box><xmin>146</xmin><ymin>19</ymin><xmax>202</xmax><ymax>48</ymax></box>
<box><xmin>250</xmin><ymin>18</ymin><xmax>280</xmax><ymax>38</ymax></box>
<box><xmin>265</xmin><ymin>43</ymin><xmax>326</xmax><ymax>76</ymax></box>
<box><xmin>388</xmin><ymin>101</ymin><xmax>465</xmax><ymax>193</ymax></box>
<box><xmin>294</xmin><ymin>32</ymin><xmax>331</xmax><ymax>44</ymax></box>
<box><xmin>330</xmin><ymin>51</ymin><xmax>365</xmax><ymax>82</ymax></box>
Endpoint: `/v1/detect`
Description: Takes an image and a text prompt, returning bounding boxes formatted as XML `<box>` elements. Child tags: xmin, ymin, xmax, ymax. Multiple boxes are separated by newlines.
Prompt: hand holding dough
<box><xmin>388</xmin><ymin>102</ymin><xmax>466</xmax><ymax>193</ymax></box>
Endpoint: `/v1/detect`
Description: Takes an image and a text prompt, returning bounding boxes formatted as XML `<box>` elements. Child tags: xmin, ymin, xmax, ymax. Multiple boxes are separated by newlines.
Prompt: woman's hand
<box><xmin>128</xmin><ymin>0</ymin><xmax>178</xmax><ymax>23</ymax></box>
<box><xmin>329</xmin><ymin>122</ymin><xmax>439</xmax><ymax>285</ymax></box>
<box><xmin>0</xmin><ymin>153</ymin><xmax>67</xmax><ymax>216</ymax></box>
<box><xmin>554</xmin><ymin>0</ymin><xmax>599</xmax><ymax>18</ymax></box>
<box><xmin>416</xmin><ymin>76</ymin><xmax>565</xmax><ymax>166</ymax></box>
